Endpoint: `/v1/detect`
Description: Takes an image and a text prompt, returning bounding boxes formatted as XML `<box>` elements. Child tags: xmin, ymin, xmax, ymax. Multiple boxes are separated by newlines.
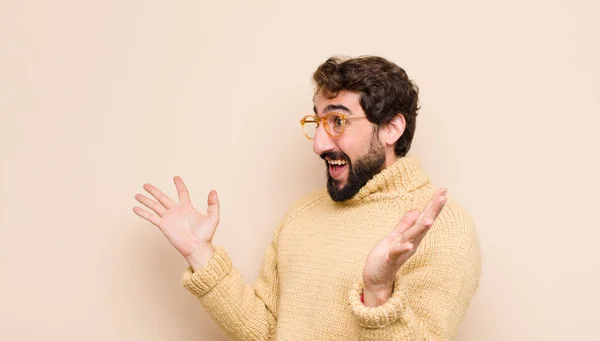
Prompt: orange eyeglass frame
<box><xmin>300</xmin><ymin>112</ymin><xmax>368</xmax><ymax>140</ymax></box>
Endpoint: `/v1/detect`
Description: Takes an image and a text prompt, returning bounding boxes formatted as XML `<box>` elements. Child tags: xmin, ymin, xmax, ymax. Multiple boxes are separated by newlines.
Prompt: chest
<box><xmin>277</xmin><ymin>201</ymin><xmax>404</xmax><ymax>285</ymax></box>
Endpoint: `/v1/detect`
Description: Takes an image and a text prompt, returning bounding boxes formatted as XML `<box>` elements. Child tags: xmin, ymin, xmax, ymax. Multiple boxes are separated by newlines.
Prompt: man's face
<box><xmin>313</xmin><ymin>90</ymin><xmax>387</xmax><ymax>202</ymax></box>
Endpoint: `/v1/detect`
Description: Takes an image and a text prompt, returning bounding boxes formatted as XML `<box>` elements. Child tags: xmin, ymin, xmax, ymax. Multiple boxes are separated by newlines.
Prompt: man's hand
<box><xmin>361</xmin><ymin>188</ymin><xmax>448</xmax><ymax>307</ymax></box>
<box><xmin>133</xmin><ymin>176</ymin><xmax>220</xmax><ymax>271</ymax></box>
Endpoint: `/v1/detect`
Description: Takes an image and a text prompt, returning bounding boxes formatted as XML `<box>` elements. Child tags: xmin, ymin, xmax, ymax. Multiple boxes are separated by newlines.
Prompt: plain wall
<box><xmin>1</xmin><ymin>0</ymin><xmax>599</xmax><ymax>340</ymax></box>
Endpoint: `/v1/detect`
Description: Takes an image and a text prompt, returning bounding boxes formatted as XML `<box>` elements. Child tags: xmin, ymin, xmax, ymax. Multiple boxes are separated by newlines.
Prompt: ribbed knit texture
<box><xmin>181</xmin><ymin>156</ymin><xmax>481</xmax><ymax>340</ymax></box>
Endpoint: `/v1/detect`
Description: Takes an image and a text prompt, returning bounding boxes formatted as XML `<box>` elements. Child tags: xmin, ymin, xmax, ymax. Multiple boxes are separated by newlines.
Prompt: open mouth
<box><xmin>327</xmin><ymin>158</ymin><xmax>348</xmax><ymax>181</ymax></box>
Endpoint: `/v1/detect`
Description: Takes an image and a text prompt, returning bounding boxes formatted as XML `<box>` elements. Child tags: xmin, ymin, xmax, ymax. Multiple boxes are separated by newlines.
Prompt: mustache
<box><xmin>320</xmin><ymin>151</ymin><xmax>349</xmax><ymax>162</ymax></box>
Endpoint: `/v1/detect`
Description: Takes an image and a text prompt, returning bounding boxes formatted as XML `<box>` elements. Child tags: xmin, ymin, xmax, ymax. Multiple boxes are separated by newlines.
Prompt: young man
<box><xmin>133</xmin><ymin>56</ymin><xmax>481</xmax><ymax>340</ymax></box>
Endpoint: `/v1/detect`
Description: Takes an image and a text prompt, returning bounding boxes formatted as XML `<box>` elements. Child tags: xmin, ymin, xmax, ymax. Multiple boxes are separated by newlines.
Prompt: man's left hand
<box><xmin>361</xmin><ymin>188</ymin><xmax>448</xmax><ymax>307</ymax></box>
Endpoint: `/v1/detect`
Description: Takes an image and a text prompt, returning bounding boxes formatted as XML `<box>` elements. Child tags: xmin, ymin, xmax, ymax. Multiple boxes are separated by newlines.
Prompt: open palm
<box><xmin>362</xmin><ymin>188</ymin><xmax>447</xmax><ymax>306</ymax></box>
<box><xmin>133</xmin><ymin>176</ymin><xmax>219</xmax><ymax>261</ymax></box>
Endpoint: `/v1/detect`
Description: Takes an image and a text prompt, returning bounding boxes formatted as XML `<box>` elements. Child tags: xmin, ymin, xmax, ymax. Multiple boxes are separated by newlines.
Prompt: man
<box><xmin>133</xmin><ymin>56</ymin><xmax>481</xmax><ymax>340</ymax></box>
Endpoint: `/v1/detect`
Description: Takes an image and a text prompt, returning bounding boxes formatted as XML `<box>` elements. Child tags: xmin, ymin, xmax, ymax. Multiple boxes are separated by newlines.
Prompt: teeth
<box><xmin>328</xmin><ymin>159</ymin><xmax>347</xmax><ymax>166</ymax></box>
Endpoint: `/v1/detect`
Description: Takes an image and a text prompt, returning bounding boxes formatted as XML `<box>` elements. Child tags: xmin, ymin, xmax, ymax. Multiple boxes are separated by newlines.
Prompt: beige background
<box><xmin>1</xmin><ymin>0</ymin><xmax>599</xmax><ymax>340</ymax></box>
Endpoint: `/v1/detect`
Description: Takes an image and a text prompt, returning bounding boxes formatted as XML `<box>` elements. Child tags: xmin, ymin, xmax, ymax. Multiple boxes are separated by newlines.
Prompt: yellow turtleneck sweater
<box><xmin>181</xmin><ymin>156</ymin><xmax>481</xmax><ymax>340</ymax></box>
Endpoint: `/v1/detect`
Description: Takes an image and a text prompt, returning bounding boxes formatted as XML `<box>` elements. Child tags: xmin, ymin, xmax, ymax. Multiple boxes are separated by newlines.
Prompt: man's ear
<box><xmin>380</xmin><ymin>113</ymin><xmax>406</xmax><ymax>147</ymax></box>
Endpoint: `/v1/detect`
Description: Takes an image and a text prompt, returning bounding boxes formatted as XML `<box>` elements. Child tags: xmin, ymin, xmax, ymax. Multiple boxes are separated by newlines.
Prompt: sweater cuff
<box><xmin>181</xmin><ymin>246</ymin><xmax>232</xmax><ymax>297</ymax></box>
<box><xmin>349</xmin><ymin>281</ymin><xmax>406</xmax><ymax>328</ymax></box>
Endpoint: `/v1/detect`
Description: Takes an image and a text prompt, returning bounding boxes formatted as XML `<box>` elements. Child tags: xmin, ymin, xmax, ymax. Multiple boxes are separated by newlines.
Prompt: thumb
<box><xmin>207</xmin><ymin>190</ymin><xmax>220</xmax><ymax>221</ymax></box>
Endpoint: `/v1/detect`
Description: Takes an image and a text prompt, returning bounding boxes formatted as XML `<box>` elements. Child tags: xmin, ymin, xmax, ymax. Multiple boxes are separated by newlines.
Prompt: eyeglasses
<box><xmin>300</xmin><ymin>112</ymin><xmax>368</xmax><ymax>140</ymax></box>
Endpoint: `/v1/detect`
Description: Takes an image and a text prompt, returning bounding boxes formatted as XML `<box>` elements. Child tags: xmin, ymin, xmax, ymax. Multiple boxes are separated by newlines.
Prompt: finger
<box><xmin>419</xmin><ymin>188</ymin><xmax>447</xmax><ymax>222</ymax></box>
<box><xmin>403</xmin><ymin>188</ymin><xmax>447</xmax><ymax>241</ymax></box>
<box><xmin>173</xmin><ymin>176</ymin><xmax>191</xmax><ymax>203</ymax></box>
<box><xmin>133</xmin><ymin>206</ymin><xmax>161</xmax><ymax>228</ymax></box>
<box><xmin>206</xmin><ymin>190</ymin><xmax>220</xmax><ymax>221</ymax></box>
<box><xmin>408</xmin><ymin>225</ymin><xmax>430</xmax><ymax>248</ymax></box>
<box><xmin>135</xmin><ymin>193</ymin><xmax>167</xmax><ymax>217</ymax></box>
<box><xmin>402</xmin><ymin>217</ymin><xmax>435</xmax><ymax>242</ymax></box>
<box><xmin>143</xmin><ymin>183</ymin><xmax>176</xmax><ymax>209</ymax></box>
<box><xmin>388</xmin><ymin>241</ymin><xmax>414</xmax><ymax>259</ymax></box>
<box><xmin>393</xmin><ymin>210</ymin><xmax>421</xmax><ymax>236</ymax></box>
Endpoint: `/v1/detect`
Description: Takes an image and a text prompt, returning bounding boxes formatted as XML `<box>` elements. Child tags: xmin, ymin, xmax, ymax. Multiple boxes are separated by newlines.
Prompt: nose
<box><xmin>313</xmin><ymin>124</ymin><xmax>336</xmax><ymax>156</ymax></box>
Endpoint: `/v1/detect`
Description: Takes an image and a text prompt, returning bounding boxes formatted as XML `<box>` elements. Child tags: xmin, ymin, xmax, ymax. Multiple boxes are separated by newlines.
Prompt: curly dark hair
<box><xmin>312</xmin><ymin>55</ymin><xmax>420</xmax><ymax>157</ymax></box>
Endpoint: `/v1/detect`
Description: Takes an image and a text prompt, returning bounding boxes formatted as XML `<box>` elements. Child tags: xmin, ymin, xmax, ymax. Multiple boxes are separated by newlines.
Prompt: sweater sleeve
<box><xmin>181</xmin><ymin>225</ymin><xmax>282</xmax><ymax>341</ymax></box>
<box><xmin>348</xmin><ymin>207</ymin><xmax>481</xmax><ymax>340</ymax></box>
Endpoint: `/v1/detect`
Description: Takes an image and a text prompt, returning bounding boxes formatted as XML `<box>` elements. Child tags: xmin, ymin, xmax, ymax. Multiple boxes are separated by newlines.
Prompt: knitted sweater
<box><xmin>181</xmin><ymin>156</ymin><xmax>481</xmax><ymax>340</ymax></box>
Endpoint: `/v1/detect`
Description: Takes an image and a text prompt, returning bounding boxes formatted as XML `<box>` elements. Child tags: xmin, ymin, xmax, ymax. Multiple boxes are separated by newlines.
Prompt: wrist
<box><xmin>186</xmin><ymin>244</ymin><xmax>215</xmax><ymax>272</ymax></box>
<box><xmin>362</xmin><ymin>282</ymin><xmax>394</xmax><ymax>307</ymax></box>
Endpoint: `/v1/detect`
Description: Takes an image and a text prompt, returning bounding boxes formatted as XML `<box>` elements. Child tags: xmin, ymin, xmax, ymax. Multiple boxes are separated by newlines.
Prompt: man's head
<box><xmin>308</xmin><ymin>55</ymin><xmax>420</xmax><ymax>202</ymax></box>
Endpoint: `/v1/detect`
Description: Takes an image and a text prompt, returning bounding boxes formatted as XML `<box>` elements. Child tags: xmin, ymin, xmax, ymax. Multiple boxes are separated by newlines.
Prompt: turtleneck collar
<box><xmin>341</xmin><ymin>156</ymin><xmax>430</xmax><ymax>205</ymax></box>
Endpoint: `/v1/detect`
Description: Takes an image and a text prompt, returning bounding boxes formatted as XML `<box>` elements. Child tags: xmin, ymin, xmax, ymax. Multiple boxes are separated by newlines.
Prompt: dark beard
<box><xmin>323</xmin><ymin>134</ymin><xmax>386</xmax><ymax>202</ymax></box>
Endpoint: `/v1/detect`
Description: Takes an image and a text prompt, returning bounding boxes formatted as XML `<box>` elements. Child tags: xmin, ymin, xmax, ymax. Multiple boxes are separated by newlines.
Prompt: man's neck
<box><xmin>383</xmin><ymin>150</ymin><xmax>398</xmax><ymax>168</ymax></box>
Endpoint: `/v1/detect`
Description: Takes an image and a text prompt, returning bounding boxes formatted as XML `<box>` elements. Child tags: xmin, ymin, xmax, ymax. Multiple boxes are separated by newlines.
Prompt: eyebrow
<box><xmin>313</xmin><ymin>104</ymin><xmax>353</xmax><ymax>115</ymax></box>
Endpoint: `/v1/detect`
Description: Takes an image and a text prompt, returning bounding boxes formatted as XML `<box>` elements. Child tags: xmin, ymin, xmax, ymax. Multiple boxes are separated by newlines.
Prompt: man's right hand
<box><xmin>133</xmin><ymin>176</ymin><xmax>219</xmax><ymax>271</ymax></box>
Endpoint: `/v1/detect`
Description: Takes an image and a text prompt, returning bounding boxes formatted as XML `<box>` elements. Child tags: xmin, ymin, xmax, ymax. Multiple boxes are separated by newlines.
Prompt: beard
<box><xmin>322</xmin><ymin>133</ymin><xmax>386</xmax><ymax>202</ymax></box>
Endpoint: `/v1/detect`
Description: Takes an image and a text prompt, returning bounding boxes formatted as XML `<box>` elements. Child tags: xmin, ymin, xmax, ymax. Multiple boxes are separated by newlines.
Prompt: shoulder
<box><xmin>408</xmin><ymin>187</ymin><xmax>481</xmax><ymax>280</ymax></box>
<box><xmin>281</xmin><ymin>188</ymin><xmax>329</xmax><ymax>225</ymax></box>
<box><xmin>411</xmin><ymin>185</ymin><xmax>478</xmax><ymax>244</ymax></box>
<box><xmin>269</xmin><ymin>188</ymin><xmax>328</xmax><ymax>243</ymax></box>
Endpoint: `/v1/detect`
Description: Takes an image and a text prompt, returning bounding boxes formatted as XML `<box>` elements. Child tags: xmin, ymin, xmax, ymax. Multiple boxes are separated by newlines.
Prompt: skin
<box><xmin>312</xmin><ymin>91</ymin><xmax>376</xmax><ymax>188</ymax></box>
<box><xmin>133</xmin><ymin>90</ymin><xmax>447</xmax><ymax>308</ymax></box>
